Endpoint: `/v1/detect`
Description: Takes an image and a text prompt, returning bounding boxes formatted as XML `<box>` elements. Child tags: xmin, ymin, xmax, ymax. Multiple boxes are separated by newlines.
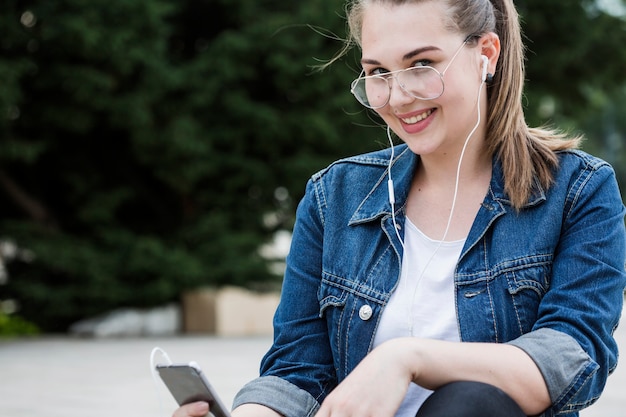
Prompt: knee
<box><xmin>415</xmin><ymin>381</ymin><xmax>526</xmax><ymax>417</ymax></box>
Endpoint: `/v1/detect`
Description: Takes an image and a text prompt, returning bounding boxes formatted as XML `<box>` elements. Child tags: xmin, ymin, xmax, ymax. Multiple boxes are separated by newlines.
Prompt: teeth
<box><xmin>402</xmin><ymin>109</ymin><xmax>433</xmax><ymax>124</ymax></box>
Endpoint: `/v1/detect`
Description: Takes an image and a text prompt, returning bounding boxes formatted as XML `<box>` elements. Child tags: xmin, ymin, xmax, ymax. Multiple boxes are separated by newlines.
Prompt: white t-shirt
<box><xmin>373</xmin><ymin>218</ymin><xmax>465</xmax><ymax>417</ymax></box>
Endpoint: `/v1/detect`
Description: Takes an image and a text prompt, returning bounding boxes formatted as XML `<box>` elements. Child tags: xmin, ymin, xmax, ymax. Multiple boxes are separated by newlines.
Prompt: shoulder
<box><xmin>299</xmin><ymin>145</ymin><xmax>411</xmax><ymax>216</ymax></box>
<box><xmin>553</xmin><ymin>149</ymin><xmax>618</xmax><ymax>189</ymax></box>
<box><xmin>552</xmin><ymin>149</ymin><xmax>622</xmax><ymax>212</ymax></box>
<box><xmin>556</xmin><ymin>149</ymin><xmax>613</xmax><ymax>172</ymax></box>
<box><xmin>310</xmin><ymin>145</ymin><xmax>406</xmax><ymax>184</ymax></box>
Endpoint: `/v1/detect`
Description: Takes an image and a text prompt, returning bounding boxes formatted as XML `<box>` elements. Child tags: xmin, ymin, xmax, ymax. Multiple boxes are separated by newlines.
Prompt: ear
<box><xmin>479</xmin><ymin>32</ymin><xmax>501</xmax><ymax>76</ymax></box>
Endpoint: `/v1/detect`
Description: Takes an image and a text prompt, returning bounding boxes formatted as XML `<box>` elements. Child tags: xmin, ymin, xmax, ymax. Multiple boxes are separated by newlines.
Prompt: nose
<box><xmin>387</xmin><ymin>76</ymin><xmax>415</xmax><ymax>107</ymax></box>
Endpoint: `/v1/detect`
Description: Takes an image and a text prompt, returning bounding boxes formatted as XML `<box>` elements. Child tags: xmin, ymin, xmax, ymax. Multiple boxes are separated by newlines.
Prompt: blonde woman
<box><xmin>175</xmin><ymin>0</ymin><xmax>625</xmax><ymax>416</ymax></box>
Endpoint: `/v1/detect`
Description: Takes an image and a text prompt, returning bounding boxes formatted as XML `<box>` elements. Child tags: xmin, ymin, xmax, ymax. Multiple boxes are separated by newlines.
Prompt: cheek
<box><xmin>441</xmin><ymin>79</ymin><xmax>480</xmax><ymax>113</ymax></box>
<box><xmin>373</xmin><ymin>107</ymin><xmax>394</xmax><ymax>124</ymax></box>
<box><xmin>448</xmin><ymin>71</ymin><xmax>483</xmax><ymax>102</ymax></box>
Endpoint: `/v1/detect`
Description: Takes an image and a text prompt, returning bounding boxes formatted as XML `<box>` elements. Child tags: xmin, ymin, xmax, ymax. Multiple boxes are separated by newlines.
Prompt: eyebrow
<box><xmin>361</xmin><ymin>45</ymin><xmax>442</xmax><ymax>65</ymax></box>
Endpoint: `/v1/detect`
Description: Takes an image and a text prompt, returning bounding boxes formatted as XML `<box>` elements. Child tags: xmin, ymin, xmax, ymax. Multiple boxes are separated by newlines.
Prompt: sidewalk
<box><xmin>0</xmin><ymin>335</ymin><xmax>271</xmax><ymax>417</ymax></box>
<box><xmin>1</xmin><ymin>322</ymin><xmax>624</xmax><ymax>417</ymax></box>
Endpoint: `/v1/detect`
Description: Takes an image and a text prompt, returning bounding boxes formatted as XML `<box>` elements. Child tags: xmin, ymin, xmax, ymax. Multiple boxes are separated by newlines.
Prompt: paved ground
<box><xmin>0</xmin><ymin>323</ymin><xmax>624</xmax><ymax>417</ymax></box>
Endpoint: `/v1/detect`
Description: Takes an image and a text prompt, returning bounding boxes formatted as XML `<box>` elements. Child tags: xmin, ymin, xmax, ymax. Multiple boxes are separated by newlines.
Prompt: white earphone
<box><xmin>481</xmin><ymin>55</ymin><xmax>489</xmax><ymax>82</ymax></box>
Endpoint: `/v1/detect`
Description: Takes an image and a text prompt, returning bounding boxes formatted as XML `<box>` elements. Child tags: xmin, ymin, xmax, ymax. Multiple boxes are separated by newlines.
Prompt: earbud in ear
<box><xmin>481</xmin><ymin>55</ymin><xmax>489</xmax><ymax>82</ymax></box>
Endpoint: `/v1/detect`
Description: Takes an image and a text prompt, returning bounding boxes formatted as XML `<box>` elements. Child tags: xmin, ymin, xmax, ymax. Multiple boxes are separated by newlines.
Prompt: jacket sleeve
<box><xmin>233</xmin><ymin>178</ymin><xmax>334</xmax><ymax>417</ymax></box>
<box><xmin>509</xmin><ymin>161</ymin><xmax>626</xmax><ymax>415</ymax></box>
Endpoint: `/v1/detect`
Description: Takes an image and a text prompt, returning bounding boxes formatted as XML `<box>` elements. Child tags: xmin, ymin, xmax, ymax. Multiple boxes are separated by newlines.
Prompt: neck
<box><xmin>407</xmin><ymin>136</ymin><xmax>493</xmax><ymax>242</ymax></box>
<box><xmin>417</xmin><ymin>134</ymin><xmax>491</xmax><ymax>188</ymax></box>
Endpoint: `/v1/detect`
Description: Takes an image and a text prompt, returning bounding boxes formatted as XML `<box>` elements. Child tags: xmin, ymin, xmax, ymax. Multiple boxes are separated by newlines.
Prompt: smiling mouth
<box><xmin>401</xmin><ymin>109</ymin><xmax>434</xmax><ymax>125</ymax></box>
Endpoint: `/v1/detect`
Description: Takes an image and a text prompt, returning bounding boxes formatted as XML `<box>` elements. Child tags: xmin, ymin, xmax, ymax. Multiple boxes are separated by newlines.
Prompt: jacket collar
<box><xmin>348</xmin><ymin>145</ymin><xmax>416</xmax><ymax>226</ymax></box>
<box><xmin>488</xmin><ymin>158</ymin><xmax>547</xmax><ymax>209</ymax></box>
<box><xmin>348</xmin><ymin>144</ymin><xmax>547</xmax><ymax>226</ymax></box>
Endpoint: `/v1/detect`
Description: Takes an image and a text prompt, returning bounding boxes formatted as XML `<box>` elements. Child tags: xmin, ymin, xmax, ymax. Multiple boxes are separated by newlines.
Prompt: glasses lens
<box><xmin>351</xmin><ymin>76</ymin><xmax>389</xmax><ymax>109</ymax></box>
<box><xmin>397</xmin><ymin>67</ymin><xmax>444</xmax><ymax>100</ymax></box>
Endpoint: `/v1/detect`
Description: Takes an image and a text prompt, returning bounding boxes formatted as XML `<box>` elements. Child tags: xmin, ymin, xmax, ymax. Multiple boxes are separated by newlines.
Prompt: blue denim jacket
<box><xmin>234</xmin><ymin>145</ymin><xmax>626</xmax><ymax>417</ymax></box>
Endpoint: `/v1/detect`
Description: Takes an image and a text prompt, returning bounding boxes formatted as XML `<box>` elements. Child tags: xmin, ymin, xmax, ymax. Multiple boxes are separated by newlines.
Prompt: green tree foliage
<box><xmin>0</xmin><ymin>0</ymin><xmax>377</xmax><ymax>331</ymax></box>
<box><xmin>1</xmin><ymin>0</ymin><xmax>624</xmax><ymax>331</ymax></box>
<box><xmin>518</xmin><ymin>0</ymin><xmax>626</xmax><ymax>187</ymax></box>
<box><xmin>519</xmin><ymin>0</ymin><xmax>626</xmax><ymax>122</ymax></box>
<box><xmin>0</xmin><ymin>310</ymin><xmax>39</xmax><ymax>337</ymax></box>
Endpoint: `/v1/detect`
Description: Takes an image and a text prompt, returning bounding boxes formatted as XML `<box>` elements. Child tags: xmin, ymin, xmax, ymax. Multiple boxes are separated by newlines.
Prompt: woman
<box><xmin>175</xmin><ymin>0</ymin><xmax>626</xmax><ymax>416</ymax></box>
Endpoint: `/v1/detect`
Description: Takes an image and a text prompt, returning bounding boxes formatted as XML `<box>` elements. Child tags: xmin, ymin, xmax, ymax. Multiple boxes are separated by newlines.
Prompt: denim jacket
<box><xmin>233</xmin><ymin>145</ymin><xmax>626</xmax><ymax>417</ymax></box>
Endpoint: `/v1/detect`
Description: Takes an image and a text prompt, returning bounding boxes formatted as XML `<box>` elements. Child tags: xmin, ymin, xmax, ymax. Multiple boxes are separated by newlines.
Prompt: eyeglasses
<box><xmin>350</xmin><ymin>40</ymin><xmax>468</xmax><ymax>109</ymax></box>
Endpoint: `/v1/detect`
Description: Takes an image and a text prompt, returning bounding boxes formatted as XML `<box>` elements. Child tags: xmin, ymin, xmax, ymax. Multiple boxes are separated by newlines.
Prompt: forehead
<box><xmin>360</xmin><ymin>2</ymin><xmax>458</xmax><ymax>60</ymax></box>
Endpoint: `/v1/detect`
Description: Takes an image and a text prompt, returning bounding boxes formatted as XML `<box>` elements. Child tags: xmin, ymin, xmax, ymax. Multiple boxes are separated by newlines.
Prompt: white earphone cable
<box><xmin>150</xmin><ymin>347</ymin><xmax>173</xmax><ymax>417</ymax></box>
<box><xmin>386</xmin><ymin>75</ymin><xmax>487</xmax><ymax>335</ymax></box>
<box><xmin>387</xmin><ymin>126</ymin><xmax>406</xmax><ymax>251</ymax></box>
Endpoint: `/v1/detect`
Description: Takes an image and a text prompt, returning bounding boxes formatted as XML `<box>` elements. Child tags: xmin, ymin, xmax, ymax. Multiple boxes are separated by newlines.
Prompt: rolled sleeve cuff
<box><xmin>507</xmin><ymin>328</ymin><xmax>599</xmax><ymax>410</ymax></box>
<box><xmin>232</xmin><ymin>375</ymin><xmax>320</xmax><ymax>417</ymax></box>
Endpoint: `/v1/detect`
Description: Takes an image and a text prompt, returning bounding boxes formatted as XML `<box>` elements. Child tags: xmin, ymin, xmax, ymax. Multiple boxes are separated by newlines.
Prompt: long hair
<box><xmin>343</xmin><ymin>0</ymin><xmax>580</xmax><ymax>210</ymax></box>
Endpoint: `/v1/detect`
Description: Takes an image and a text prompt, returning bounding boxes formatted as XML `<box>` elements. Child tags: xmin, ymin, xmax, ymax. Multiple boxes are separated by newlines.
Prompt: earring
<box><xmin>486</xmin><ymin>73</ymin><xmax>494</xmax><ymax>83</ymax></box>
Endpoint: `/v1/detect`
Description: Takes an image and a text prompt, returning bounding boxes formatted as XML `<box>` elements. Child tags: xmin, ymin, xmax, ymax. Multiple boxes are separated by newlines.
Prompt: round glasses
<box><xmin>350</xmin><ymin>40</ymin><xmax>468</xmax><ymax>109</ymax></box>
<box><xmin>350</xmin><ymin>66</ymin><xmax>445</xmax><ymax>109</ymax></box>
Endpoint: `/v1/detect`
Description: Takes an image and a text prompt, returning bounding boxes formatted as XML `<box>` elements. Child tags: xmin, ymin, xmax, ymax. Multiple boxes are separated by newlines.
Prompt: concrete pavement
<box><xmin>1</xmin><ymin>322</ymin><xmax>624</xmax><ymax>417</ymax></box>
<box><xmin>0</xmin><ymin>335</ymin><xmax>271</xmax><ymax>417</ymax></box>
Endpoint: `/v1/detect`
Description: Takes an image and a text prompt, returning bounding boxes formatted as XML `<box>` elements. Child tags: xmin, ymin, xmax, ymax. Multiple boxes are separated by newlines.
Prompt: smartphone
<box><xmin>156</xmin><ymin>362</ymin><xmax>232</xmax><ymax>417</ymax></box>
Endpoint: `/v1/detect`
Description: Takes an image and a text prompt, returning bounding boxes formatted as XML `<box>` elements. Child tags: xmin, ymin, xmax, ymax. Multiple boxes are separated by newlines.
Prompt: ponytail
<box><xmin>486</xmin><ymin>0</ymin><xmax>580</xmax><ymax>210</ymax></box>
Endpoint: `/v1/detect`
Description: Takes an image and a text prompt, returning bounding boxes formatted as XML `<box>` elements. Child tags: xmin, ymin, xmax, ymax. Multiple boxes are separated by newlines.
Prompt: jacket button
<box><xmin>359</xmin><ymin>304</ymin><xmax>373</xmax><ymax>321</ymax></box>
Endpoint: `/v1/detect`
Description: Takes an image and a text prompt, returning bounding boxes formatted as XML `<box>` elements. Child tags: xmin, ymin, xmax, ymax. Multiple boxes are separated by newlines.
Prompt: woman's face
<box><xmin>359</xmin><ymin>1</ymin><xmax>486</xmax><ymax>157</ymax></box>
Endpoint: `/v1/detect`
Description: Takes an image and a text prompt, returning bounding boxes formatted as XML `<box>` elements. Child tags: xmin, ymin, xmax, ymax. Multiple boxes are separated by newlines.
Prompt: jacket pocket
<box><xmin>318</xmin><ymin>271</ymin><xmax>349</xmax><ymax>317</ymax></box>
<box><xmin>503</xmin><ymin>258</ymin><xmax>551</xmax><ymax>335</ymax></box>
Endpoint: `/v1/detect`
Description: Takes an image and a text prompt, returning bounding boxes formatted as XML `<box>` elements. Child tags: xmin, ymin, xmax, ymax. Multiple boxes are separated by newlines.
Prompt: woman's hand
<box><xmin>314</xmin><ymin>339</ymin><xmax>415</xmax><ymax>417</ymax></box>
<box><xmin>172</xmin><ymin>401</ymin><xmax>209</xmax><ymax>417</ymax></box>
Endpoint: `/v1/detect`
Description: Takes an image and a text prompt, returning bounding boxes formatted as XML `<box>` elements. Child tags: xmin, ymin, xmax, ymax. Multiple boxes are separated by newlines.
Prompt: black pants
<box><xmin>415</xmin><ymin>381</ymin><xmax>527</xmax><ymax>417</ymax></box>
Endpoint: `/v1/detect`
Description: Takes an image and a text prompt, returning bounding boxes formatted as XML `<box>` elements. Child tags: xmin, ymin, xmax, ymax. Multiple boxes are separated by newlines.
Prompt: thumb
<box><xmin>174</xmin><ymin>401</ymin><xmax>209</xmax><ymax>417</ymax></box>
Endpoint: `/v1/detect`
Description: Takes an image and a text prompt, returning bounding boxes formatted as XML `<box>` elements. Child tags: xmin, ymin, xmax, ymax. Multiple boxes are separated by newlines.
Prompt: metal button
<box><xmin>359</xmin><ymin>304</ymin><xmax>373</xmax><ymax>321</ymax></box>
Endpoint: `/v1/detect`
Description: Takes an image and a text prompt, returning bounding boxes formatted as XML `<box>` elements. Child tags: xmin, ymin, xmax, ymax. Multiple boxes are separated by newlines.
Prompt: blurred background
<box><xmin>1</xmin><ymin>0</ymin><xmax>625</xmax><ymax>336</ymax></box>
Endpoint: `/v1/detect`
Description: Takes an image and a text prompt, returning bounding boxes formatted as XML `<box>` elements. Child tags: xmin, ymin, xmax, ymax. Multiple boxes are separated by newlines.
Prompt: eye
<box><xmin>367</xmin><ymin>67</ymin><xmax>390</xmax><ymax>77</ymax></box>
<box><xmin>412</xmin><ymin>59</ymin><xmax>433</xmax><ymax>67</ymax></box>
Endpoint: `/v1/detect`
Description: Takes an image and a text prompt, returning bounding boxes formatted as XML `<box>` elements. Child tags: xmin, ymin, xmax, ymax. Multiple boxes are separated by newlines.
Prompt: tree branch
<box><xmin>0</xmin><ymin>168</ymin><xmax>58</xmax><ymax>229</ymax></box>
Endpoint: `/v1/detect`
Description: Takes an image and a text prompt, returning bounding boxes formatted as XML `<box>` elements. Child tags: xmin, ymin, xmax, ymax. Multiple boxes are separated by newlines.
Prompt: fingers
<box><xmin>173</xmin><ymin>401</ymin><xmax>209</xmax><ymax>417</ymax></box>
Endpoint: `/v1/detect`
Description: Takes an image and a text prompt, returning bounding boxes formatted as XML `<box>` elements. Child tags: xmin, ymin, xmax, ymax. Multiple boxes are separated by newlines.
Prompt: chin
<box><xmin>403</xmin><ymin>141</ymin><xmax>441</xmax><ymax>156</ymax></box>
